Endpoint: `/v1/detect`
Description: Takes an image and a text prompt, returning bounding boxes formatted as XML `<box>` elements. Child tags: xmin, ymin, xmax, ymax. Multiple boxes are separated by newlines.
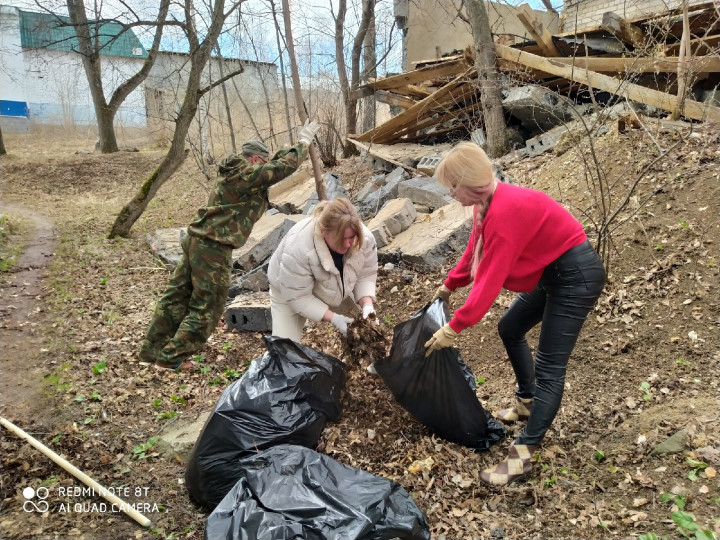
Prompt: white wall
<box><xmin>22</xmin><ymin>48</ymin><xmax>147</xmax><ymax>127</ymax></box>
<box><xmin>0</xmin><ymin>6</ymin><xmax>26</xmax><ymax>103</ymax></box>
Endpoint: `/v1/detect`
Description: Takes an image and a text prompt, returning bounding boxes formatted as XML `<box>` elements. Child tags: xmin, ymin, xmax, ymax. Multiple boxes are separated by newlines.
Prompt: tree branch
<box><xmin>197</xmin><ymin>66</ymin><xmax>245</xmax><ymax>97</ymax></box>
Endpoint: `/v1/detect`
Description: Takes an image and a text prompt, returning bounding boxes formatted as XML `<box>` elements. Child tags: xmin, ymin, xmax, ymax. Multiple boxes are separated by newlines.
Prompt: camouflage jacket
<box><xmin>187</xmin><ymin>143</ymin><xmax>309</xmax><ymax>248</ymax></box>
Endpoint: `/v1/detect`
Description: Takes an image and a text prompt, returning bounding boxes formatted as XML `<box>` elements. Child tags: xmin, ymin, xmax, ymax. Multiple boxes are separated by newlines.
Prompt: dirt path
<box><xmin>0</xmin><ymin>205</ymin><xmax>57</xmax><ymax>421</ymax></box>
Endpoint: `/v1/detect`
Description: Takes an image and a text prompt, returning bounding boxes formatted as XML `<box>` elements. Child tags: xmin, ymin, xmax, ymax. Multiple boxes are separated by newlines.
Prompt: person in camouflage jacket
<box><xmin>139</xmin><ymin>122</ymin><xmax>318</xmax><ymax>370</ymax></box>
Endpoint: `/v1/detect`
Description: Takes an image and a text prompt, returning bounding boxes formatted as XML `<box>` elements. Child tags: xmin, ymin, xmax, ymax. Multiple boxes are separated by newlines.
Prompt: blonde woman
<box><xmin>425</xmin><ymin>142</ymin><xmax>605</xmax><ymax>486</ymax></box>
<box><xmin>268</xmin><ymin>198</ymin><xmax>378</xmax><ymax>342</ymax></box>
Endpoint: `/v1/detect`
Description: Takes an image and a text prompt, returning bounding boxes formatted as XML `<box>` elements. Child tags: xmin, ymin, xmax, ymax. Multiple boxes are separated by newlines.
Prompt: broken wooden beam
<box><xmin>344</xmin><ymin>138</ymin><xmax>421</xmax><ymax>174</ymax></box>
<box><xmin>494</xmin><ymin>43</ymin><xmax>720</xmax><ymax>122</ymax></box>
<box><xmin>507</xmin><ymin>55</ymin><xmax>720</xmax><ymax>74</ymax></box>
<box><xmin>350</xmin><ymin>58</ymin><xmax>470</xmax><ymax>101</ymax></box>
<box><xmin>601</xmin><ymin>12</ymin><xmax>647</xmax><ymax>48</ymax></box>
<box><xmin>375</xmin><ymin>90</ymin><xmax>416</xmax><ymax>109</ymax></box>
<box><xmin>516</xmin><ymin>3</ymin><xmax>562</xmax><ymax>56</ymax></box>
<box><xmin>355</xmin><ymin>67</ymin><xmax>476</xmax><ymax>143</ymax></box>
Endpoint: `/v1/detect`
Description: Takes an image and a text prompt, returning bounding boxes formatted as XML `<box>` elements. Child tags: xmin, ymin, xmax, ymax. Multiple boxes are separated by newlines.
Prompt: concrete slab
<box><xmin>225</xmin><ymin>291</ymin><xmax>272</xmax><ymax>332</ymax></box>
<box><xmin>503</xmin><ymin>86</ymin><xmax>576</xmax><ymax>132</ymax></box>
<box><xmin>268</xmin><ymin>167</ymin><xmax>315</xmax><ymax>213</ymax></box>
<box><xmin>358</xmin><ymin>167</ymin><xmax>407</xmax><ymax>219</ymax></box>
<box><xmin>397</xmin><ymin>177</ymin><xmax>453</xmax><ymax>211</ymax></box>
<box><xmin>365</xmin><ymin>198</ymin><xmax>417</xmax><ymax>248</ymax></box>
<box><xmin>156</xmin><ymin>411</ymin><xmax>210</xmax><ymax>463</ymax></box>
<box><xmin>228</xmin><ymin>260</ymin><xmax>270</xmax><ymax>299</ymax></box>
<box><xmin>379</xmin><ymin>201</ymin><xmax>472</xmax><ymax>271</ymax></box>
<box><xmin>232</xmin><ymin>213</ymin><xmax>303</xmax><ymax>271</ymax></box>
<box><xmin>146</xmin><ymin>228</ymin><xmax>186</xmax><ymax>269</ymax></box>
<box><xmin>303</xmin><ymin>172</ymin><xmax>351</xmax><ymax>214</ymax></box>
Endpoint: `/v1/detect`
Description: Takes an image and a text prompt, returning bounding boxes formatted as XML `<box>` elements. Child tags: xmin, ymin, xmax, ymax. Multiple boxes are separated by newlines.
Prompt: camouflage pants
<box><xmin>139</xmin><ymin>234</ymin><xmax>232</xmax><ymax>366</ymax></box>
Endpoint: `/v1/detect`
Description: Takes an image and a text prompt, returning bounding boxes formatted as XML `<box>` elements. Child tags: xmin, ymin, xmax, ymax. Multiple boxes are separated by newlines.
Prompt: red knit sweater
<box><xmin>445</xmin><ymin>182</ymin><xmax>587</xmax><ymax>333</ymax></box>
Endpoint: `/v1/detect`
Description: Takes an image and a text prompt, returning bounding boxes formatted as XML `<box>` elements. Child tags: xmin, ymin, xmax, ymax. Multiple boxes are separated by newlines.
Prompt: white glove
<box><xmin>362</xmin><ymin>303</ymin><xmax>380</xmax><ymax>325</ymax></box>
<box><xmin>298</xmin><ymin>119</ymin><xmax>320</xmax><ymax>146</ymax></box>
<box><xmin>330</xmin><ymin>313</ymin><xmax>354</xmax><ymax>336</ymax></box>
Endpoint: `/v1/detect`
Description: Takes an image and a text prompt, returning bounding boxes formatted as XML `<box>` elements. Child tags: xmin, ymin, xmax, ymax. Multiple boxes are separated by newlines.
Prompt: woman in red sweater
<box><xmin>424</xmin><ymin>142</ymin><xmax>605</xmax><ymax>486</ymax></box>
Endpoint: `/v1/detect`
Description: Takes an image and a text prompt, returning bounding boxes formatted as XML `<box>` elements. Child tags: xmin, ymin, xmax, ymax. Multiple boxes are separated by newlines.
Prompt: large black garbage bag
<box><xmin>186</xmin><ymin>336</ymin><xmax>346</xmax><ymax>510</ymax></box>
<box><xmin>205</xmin><ymin>444</ymin><xmax>431</xmax><ymax>540</ymax></box>
<box><xmin>375</xmin><ymin>299</ymin><xmax>506</xmax><ymax>450</ymax></box>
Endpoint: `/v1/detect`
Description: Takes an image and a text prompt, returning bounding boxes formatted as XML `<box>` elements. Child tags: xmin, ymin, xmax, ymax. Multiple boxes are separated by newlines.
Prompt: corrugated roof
<box><xmin>19</xmin><ymin>9</ymin><xmax>148</xmax><ymax>59</ymax></box>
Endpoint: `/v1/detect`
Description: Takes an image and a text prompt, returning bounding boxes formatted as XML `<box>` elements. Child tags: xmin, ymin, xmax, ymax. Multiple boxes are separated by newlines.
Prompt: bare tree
<box><xmin>465</xmin><ymin>0</ymin><xmax>508</xmax><ymax>157</ymax></box>
<box><xmin>109</xmin><ymin>0</ymin><xmax>246</xmax><ymax>238</ymax></box>
<box><xmin>361</xmin><ymin>6</ymin><xmax>377</xmax><ymax>133</ymax></box>
<box><xmin>269</xmin><ymin>0</ymin><xmax>294</xmax><ymax>144</ymax></box>
<box><xmin>65</xmin><ymin>0</ymin><xmax>170</xmax><ymax>153</ymax></box>
<box><xmin>0</xmin><ymin>127</ymin><xmax>6</xmax><ymax>156</ymax></box>
<box><xmin>281</xmin><ymin>0</ymin><xmax>326</xmax><ymax>200</ymax></box>
<box><xmin>333</xmin><ymin>0</ymin><xmax>375</xmax><ymax>157</ymax></box>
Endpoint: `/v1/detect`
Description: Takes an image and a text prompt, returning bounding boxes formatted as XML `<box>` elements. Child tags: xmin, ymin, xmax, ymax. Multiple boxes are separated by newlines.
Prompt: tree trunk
<box><xmin>66</xmin><ymin>0</ymin><xmax>169</xmax><ymax>154</ymax></box>
<box><xmin>362</xmin><ymin>9</ymin><xmax>377</xmax><ymax>133</ymax></box>
<box><xmin>465</xmin><ymin>0</ymin><xmax>508</xmax><ymax>158</ymax></box>
<box><xmin>0</xmin><ymin>127</ymin><xmax>6</xmax><ymax>156</ymax></box>
<box><xmin>109</xmin><ymin>0</ymin><xmax>233</xmax><ymax>237</ymax></box>
<box><xmin>270</xmin><ymin>0</ymin><xmax>294</xmax><ymax>144</ymax></box>
<box><xmin>214</xmin><ymin>46</ymin><xmax>237</xmax><ymax>153</ymax></box>
<box><xmin>281</xmin><ymin>0</ymin><xmax>326</xmax><ymax>201</ymax></box>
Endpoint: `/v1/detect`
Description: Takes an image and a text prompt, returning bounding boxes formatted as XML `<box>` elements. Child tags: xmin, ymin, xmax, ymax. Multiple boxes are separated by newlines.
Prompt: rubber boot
<box><xmin>480</xmin><ymin>444</ymin><xmax>536</xmax><ymax>486</ymax></box>
<box><xmin>496</xmin><ymin>397</ymin><xmax>533</xmax><ymax>424</ymax></box>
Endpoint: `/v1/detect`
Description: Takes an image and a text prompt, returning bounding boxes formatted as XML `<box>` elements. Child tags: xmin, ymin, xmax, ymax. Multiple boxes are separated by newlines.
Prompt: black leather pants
<box><xmin>497</xmin><ymin>240</ymin><xmax>606</xmax><ymax>446</ymax></box>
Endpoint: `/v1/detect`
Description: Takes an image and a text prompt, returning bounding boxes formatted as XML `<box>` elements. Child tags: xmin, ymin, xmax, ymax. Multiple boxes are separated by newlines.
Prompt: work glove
<box><xmin>330</xmin><ymin>313</ymin><xmax>354</xmax><ymax>336</ymax></box>
<box><xmin>431</xmin><ymin>284</ymin><xmax>452</xmax><ymax>304</ymax></box>
<box><xmin>362</xmin><ymin>303</ymin><xmax>380</xmax><ymax>325</ymax></box>
<box><xmin>424</xmin><ymin>323</ymin><xmax>458</xmax><ymax>357</ymax></box>
<box><xmin>298</xmin><ymin>119</ymin><xmax>320</xmax><ymax>146</ymax></box>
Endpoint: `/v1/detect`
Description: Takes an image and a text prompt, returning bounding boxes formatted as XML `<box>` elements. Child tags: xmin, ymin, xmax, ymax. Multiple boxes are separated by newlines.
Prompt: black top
<box><xmin>330</xmin><ymin>249</ymin><xmax>344</xmax><ymax>282</ymax></box>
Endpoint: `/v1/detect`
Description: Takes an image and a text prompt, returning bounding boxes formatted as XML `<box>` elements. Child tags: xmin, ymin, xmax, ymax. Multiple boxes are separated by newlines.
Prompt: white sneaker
<box><xmin>366</xmin><ymin>363</ymin><xmax>378</xmax><ymax>375</ymax></box>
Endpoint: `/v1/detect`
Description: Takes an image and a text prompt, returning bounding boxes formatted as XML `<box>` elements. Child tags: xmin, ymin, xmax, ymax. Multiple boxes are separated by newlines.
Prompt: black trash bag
<box><xmin>205</xmin><ymin>444</ymin><xmax>431</xmax><ymax>540</ymax></box>
<box><xmin>186</xmin><ymin>336</ymin><xmax>347</xmax><ymax>510</ymax></box>
<box><xmin>374</xmin><ymin>299</ymin><xmax>506</xmax><ymax>451</ymax></box>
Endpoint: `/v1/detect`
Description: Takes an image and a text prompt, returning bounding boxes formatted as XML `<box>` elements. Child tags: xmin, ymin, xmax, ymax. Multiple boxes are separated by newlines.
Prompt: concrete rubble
<box><xmin>148</xmin><ymin>165</ymin><xmax>477</xmax><ymax>332</ymax></box>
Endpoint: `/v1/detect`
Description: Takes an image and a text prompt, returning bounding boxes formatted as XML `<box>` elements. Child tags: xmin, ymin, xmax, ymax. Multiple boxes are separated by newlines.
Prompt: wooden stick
<box><xmin>0</xmin><ymin>417</ymin><xmax>152</xmax><ymax>528</ymax></box>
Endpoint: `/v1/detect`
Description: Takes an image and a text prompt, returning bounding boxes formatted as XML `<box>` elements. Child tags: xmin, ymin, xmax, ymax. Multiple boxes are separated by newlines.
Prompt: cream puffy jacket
<box><xmin>268</xmin><ymin>217</ymin><xmax>378</xmax><ymax>322</ymax></box>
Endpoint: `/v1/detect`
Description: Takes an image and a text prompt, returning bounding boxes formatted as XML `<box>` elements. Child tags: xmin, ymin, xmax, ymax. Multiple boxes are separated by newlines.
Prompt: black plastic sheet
<box><xmin>185</xmin><ymin>336</ymin><xmax>347</xmax><ymax>510</ymax></box>
<box><xmin>205</xmin><ymin>444</ymin><xmax>431</xmax><ymax>540</ymax></box>
<box><xmin>375</xmin><ymin>299</ymin><xmax>506</xmax><ymax>450</ymax></box>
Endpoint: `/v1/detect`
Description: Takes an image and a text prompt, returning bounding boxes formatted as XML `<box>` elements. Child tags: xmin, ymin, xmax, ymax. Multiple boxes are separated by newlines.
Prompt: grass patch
<box><xmin>0</xmin><ymin>212</ymin><xmax>29</xmax><ymax>274</ymax></box>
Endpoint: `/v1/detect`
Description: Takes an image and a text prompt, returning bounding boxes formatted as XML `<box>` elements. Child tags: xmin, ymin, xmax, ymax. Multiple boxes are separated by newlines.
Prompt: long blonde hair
<box><xmin>436</xmin><ymin>142</ymin><xmax>498</xmax><ymax>278</ymax></box>
<box><xmin>312</xmin><ymin>197</ymin><xmax>364</xmax><ymax>252</ymax></box>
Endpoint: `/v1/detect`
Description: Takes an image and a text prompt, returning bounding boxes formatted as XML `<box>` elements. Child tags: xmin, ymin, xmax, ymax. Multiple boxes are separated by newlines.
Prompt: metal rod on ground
<box><xmin>0</xmin><ymin>416</ymin><xmax>152</xmax><ymax>528</ymax></box>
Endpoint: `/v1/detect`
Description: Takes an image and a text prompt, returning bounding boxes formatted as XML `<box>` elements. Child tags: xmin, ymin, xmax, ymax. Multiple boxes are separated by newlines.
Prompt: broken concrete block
<box><xmin>366</xmin><ymin>198</ymin><xmax>417</xmax><ymax>236</ymax></box>
<box><xmin>358</xmin><ymin>167</ymin><xmax>407</xmax><ymax>219</ymax></box>
<box><xmin>525</xmin><ymin>125</ymin><xmax>569</xmax><ymax>157</ymax></box>
<box><xmin>503</xmin><ymin>86</ymin><xmax>578</xmax><ymax>132</ymax></box>
<box><xmin>268</xmin><ymin>168</ymin><xmax>315</xmax><ymax>213</ymax></box>
<box><xmin>397</xmin><ymin>177</ymin><xmax>453</xmax><ymax>211</ymax></box>
<box><xmin>416</xmin><ymin>154</ymin><xmax>442</xmax><ymax>176</ymax></box>
<box><xmin>228</xmin><ymin>261</ymin><xmax>270</xmax><ymax>300</ymax></box>
<box><xmin>146</xmin><ymin>227</ymin><xmax>186</xmax><ymax>269</ymax></box>
<box><xmin>225</xmin><ymin>292</ymin><xmax>272</xmax><ymax>332</ymax></box>
<box><xmin>303</xmin><ymin>172</ymin><xmax>351</xmax><ymax>214</ymax></box>
<box><xmin>232</xmin><ymin>213</ymin><xmax>303</xmax><ymax>271</ymax></box>
<box><xmin>157</xmin><ymin>411</ymin><xmax>211</xmax><ymax>463</ymax></box>
<box><xmin>379</xmin><ymin>202</ymin><xmax>472</xmax><ymax>271</ymax></box>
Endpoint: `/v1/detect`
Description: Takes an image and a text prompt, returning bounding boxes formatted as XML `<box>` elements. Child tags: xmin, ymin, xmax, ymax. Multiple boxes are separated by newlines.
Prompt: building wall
<box><xmin>0</xmin><ymin>6</ymin><xmax>29</xmax><ymax>131</ymax></box>
<box><xmin>22</xmin><ymin>49</ymin><xmax>147</xmax><ymax>127</ymax></box>
<box><xmin>401</xmin><ymin>0</ymin><xmax>560</xmax><ymax>69</ymax></box>
<box><xmin>561</xmin><ymin>0</ymin><xmax>708</xmax><ymax>32</ymax></box>
<box><xmin>0</xmin><ymin>5</ymin><xmax>147</xmax><ymax>130</ymax></box>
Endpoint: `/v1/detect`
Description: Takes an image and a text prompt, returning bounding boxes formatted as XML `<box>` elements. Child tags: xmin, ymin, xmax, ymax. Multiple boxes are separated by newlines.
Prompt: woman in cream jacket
<box><xmin>268</xmin><ymin>198</ymin><xmax>378</xmax><ymax>342</ymax></box>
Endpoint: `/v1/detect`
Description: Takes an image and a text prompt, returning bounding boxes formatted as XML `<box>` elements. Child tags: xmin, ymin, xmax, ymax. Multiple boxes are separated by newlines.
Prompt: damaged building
<box><xmin>348</xmin><ymin>0</ymin><xmax>719</xmax><ymax>167</ymax></box>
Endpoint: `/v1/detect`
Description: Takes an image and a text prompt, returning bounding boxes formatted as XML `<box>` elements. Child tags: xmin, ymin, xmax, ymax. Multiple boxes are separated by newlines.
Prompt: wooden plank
<box><xmin>516</xmin><ymin>4</ymin><xmax>562</xmax><ymax>56</ymax></box>
<box><xmin>665</xmin><ymin>33</ymin><xmax>720</xmax><ymax>55</ymax></box>
<box><xmin>374</xmin><ymin>90</ymin><xmax>416</xmax><ymax>109</ymax></box>
<box><xmin>601</xmin><ymin>12</ymin><xmax>646</xmax><ymax>48</ymax></box>
<box><xmin>494</xmin><ymin>43</ymin><xmax>720</xmax><ymax>122</ymax></box>
<box><xmin>350</xmin><ymin>58</ymin><xmax>469</xmax><ymax>100</ymax></box>
<box><xmin>355</xmin><ymin>67</ymin><xmax>475</xmax><ymax>142</ymax></box>
<box><xmin>344</xmin><ymin>138</ymin><xmax>421</xmax><ymax>174</ymax></box>
<box><xmin>376</xmin><ymin>100</ymin><xmax>480</xmax><ymax>144</ymax></box>
<box><xmin>534</xmin><ymin>55</ymin><xmax>720</xmax><ymax>73</ymax></box>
